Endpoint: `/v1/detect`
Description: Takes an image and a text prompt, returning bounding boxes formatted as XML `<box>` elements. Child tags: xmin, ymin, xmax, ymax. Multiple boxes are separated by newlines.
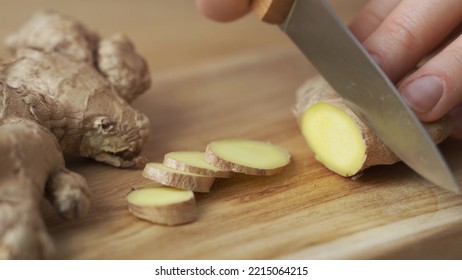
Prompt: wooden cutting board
<box><xmin>40</xmin><ymin>46</ymin><xmax>462</xmax><ymax>260</ymax></box>
<box><xmin>2</xmin><ymin>0</ymin><xmax>461</xmax><ymax>260</ymax></box>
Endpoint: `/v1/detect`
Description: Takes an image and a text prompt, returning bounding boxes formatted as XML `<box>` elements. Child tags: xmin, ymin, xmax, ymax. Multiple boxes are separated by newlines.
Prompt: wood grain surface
<box><xmin>1</xmin><ymin>0</ymin><xmax>462</xmax><ymax>260</ymax></box>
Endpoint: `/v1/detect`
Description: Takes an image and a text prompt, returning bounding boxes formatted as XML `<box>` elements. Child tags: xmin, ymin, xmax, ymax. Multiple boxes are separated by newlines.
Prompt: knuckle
<box><xmin>445</xmin><ymin>43</ymin><xmax>462</xmax><ymax>68</ymax></box>
<box><xmin>361</xmin><ymin>7</ymin><xmax>386</xmax><ymax>28</ymax></box>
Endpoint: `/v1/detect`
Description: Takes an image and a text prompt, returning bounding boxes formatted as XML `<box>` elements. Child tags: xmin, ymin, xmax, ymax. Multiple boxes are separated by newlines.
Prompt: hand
<box><xmin>349</xmin><ymin>0</ymin><xmax>462</xmax><ymax>138</ymax></box>
<box><xmin>196</xmin><ymin>0</ymin><xmax>462</xmax><ymax>138</ymax></box>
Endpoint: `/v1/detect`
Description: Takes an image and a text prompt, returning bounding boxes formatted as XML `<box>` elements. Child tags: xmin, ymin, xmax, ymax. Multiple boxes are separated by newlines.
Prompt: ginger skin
<box><xmin>1</xmin><ymin>48</ymin><xmax>151</xmax><ymax>167</ymax></box>
<box><xmin>0</xmin><ymin>10</ymin><xmax>152</xmax><ymax>259</ymax></box>
<box><xmin>294</xmin><ymin>76</ymin><xmax>452</xmax><ymax>178</ymax></box>
<box><xmin>0</xmin><ymin>117</ymin><xmax>90</xmax><ymax>259</ymax></box>
<box><xmin>1</xmin><ymin>10</ymin><xmax>152</xmax><ymax>168</ymax></box>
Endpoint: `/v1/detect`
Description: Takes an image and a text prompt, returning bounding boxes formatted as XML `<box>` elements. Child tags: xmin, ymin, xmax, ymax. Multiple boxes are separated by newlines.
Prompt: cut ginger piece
<box><xmin>142</xmin><ymin>162</ymin><xmax>215</xmax><ymax>192</ymax></box>
<box><xmin>205</xmin><ymin>139</ymin><xmax>291</xmax><ymax>176</ymax></box>
<box><xmin>294</xmin><ymin>76</ymin><xmax>452</xmax><ymax>178</ymax></box>
<box><xmin>163</xmin><ymin>151</ymin><xmax>232</xmax><ymax>178</ymax></box>
<box><xmin>127</xmin><ymin>187</ymin><xmax>197</xmax><ymax>226</ymax></box>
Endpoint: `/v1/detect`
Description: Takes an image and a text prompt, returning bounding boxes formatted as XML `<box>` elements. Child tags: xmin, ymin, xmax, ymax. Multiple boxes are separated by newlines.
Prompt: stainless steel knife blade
<box><xmin>262</xmin><ymin>0</ymin><xmax>459</xmax><ymax>192</ymax></box>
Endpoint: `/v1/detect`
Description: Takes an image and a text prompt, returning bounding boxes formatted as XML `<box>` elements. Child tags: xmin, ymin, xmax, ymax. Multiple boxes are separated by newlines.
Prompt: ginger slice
<box><xmin>205</xmin><ymin>139</ymin><xmax>291</xmax><ymax>176</ymax></box>
<box><xmin>163</xmin><ymin>151</ymin><xmax>232</xmax><ymax>178</ymax></box>
<box><xmin>142</xmin><ymin>163</ymin><xmax>215</xmax><ymax>192</ymax></box>
<box><xmin>127</xmin><ymin>187</ymin><xmax>197</xmax><ymax>226</ymax></box>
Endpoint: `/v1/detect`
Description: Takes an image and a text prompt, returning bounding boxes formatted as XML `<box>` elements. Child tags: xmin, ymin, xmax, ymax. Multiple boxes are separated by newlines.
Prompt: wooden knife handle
<box><xmin>251</xmin><ymin>0</ymin><xmax>295</xmax><ymax>24</ymax></box>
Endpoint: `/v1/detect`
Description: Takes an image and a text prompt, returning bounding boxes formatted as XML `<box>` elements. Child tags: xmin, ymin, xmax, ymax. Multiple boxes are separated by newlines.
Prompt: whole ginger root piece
<box><xmin>293</xmin><ymin>76</ymin><xmax>452</xmax><ymax>178</ymax></box>
<box><xmin>1</xmin><ymin>10</ymin><xmax>152</xmax><ymax>168</ymax></box>
<box><xmin>0</xmin><ymin>10</ymin><xmax>152</xmax><ymax>259</ymax></box>
<box><xmin>1</xmin><ymin>48</ymin><xmax>151</xmax><ymax>167</ymax></box>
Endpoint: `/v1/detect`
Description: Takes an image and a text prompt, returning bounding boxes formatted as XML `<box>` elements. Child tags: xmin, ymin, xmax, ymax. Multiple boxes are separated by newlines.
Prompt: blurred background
<box><xmin>0</xmin><ymin>0</ymin><xmax>367</xmax><ymax>74</ymax></box>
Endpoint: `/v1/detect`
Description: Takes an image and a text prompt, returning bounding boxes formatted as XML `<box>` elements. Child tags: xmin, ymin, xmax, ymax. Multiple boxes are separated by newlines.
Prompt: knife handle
<box><xmin>251</xmin><ymin>0</ymin><xmax>295</xmax><ymax>24</ymax></box>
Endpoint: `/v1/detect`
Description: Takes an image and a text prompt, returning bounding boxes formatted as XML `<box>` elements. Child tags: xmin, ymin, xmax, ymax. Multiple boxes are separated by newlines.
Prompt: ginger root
<box><xmin>1</xmin><ymin>10</ymin><xmax>152</xmax><ymax>167</ymax></box>
<box><xmin>293</xmin><ymin>76</ymin><xmax>452</xmax><ymax>177</ymax></box>
<box><xmin>0</xmin><ymin>10</ymin><xmax>152</xmax><ymax>259</ymax></box>
<box><xmin>0</xmin><ymin>117</ymin><xmax>90</xmax><ymax>259</ymax></box>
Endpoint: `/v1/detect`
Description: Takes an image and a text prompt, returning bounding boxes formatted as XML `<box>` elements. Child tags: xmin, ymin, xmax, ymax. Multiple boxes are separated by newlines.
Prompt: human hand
<box><xmin>196</xmin><ymin>0</ymin><xmax>462</xmax><ymax>138</ymax></box>
<box><xmin>349</xmin><ymin>0</ymin><xmax>462</xmax><ymax>138</ymax></box>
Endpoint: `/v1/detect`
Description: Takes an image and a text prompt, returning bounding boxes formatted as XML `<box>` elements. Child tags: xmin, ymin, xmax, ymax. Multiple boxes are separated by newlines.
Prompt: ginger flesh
<box><xmin>205</xmin><ymin>139</ymin><xmax>291</xmax><ymax>175</ymax></box>
<box><xmin>294</xmin><ymin>76</ymin><xmax>452</xmax><ymax>177</ymax></box>
<box><xmin>128</xmin><ymin>186</ymin><xmax>194</xmax><ymax>206</ymax></box>
<box><xmin>163</xmin><ymin>151</ymin><xmax>232</xmax><ymax>178</ymax></box>
<box><xmin>301</xmin><ymin>102</ymin><xmax>367</xmax><ymax>177</ymax></box>
<box><xmin>127</xmin><ymin>187</ymin><xmax>197</xmax><ymax>226</ymax></box>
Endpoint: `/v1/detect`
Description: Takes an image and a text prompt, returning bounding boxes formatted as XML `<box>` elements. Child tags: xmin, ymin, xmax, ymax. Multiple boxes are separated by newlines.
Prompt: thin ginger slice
<box><xmin>205</xmin><ymin>139</ymin><xmax>291</xmax><ymax>176</ymax></box>
<box><xmin>163</xmin><ymin>151</ymin><xmax>232</xmax><ymax>178</ymax></box>
<box><xmin>142</xmin><ymin>162</ymin><xmax>215</xmax><ymax>192</ymax></box>
<box><xmin>127</xmin><ymin>187</ymin><xmax>197</xmax><ymax>226</ymax></box>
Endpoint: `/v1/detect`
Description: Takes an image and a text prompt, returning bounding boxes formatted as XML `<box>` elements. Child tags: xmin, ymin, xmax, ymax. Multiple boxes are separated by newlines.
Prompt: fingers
<box><xmin>362</xmin><ymin>0</ymin><xmax>462</xmax><ymax>83</ymax></box>
<box><xmin>398</xmin><ymin>34</ymin><xmax>462</xmax><ymax>122</ymax></box>
<box><xmin>354</xmin><ymin>0</ymin><xmax>462</xmax><ymax>132</ymax></box>
<box><xmin>195</xmin><ymin>0</ymin><xmax>251</xmax><ymax>22</ymax></box>
<box><xmin>349</xmin><ymin>0</ymin><xmax>401</xmax><ymax>42</ymax></box>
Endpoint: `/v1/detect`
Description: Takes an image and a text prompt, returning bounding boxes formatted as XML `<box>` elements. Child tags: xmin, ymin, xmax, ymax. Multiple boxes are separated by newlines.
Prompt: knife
<box><xmin>252</xmin><ymin>0</ymin><xmax>460</xmax><ymax>193</ymax></box>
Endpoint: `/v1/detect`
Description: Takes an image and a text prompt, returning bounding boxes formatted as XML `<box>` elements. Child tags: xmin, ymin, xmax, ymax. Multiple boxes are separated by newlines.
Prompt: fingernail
<box><xmin>401</xmin><ymin>76</ymin><xmax>444</xmax><ymax>113</ymax></box>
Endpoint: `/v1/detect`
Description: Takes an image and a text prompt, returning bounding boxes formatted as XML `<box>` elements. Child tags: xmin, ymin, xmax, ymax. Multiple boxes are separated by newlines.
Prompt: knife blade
<box><xmin>252</xmin><ymin>0</ymin><xmax>459</xmax><ymax>193</ymax></box>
